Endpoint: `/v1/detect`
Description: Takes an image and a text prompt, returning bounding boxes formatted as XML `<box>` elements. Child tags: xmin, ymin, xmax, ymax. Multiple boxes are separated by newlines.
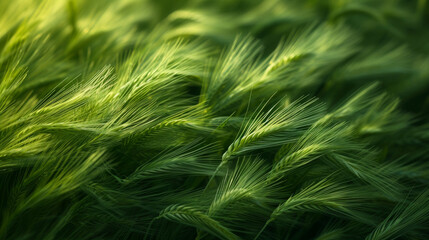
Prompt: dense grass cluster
<box><xmin>1</xmin><ymin>0</ymin><xmax>429</xmax><ymax>239</ymax></box>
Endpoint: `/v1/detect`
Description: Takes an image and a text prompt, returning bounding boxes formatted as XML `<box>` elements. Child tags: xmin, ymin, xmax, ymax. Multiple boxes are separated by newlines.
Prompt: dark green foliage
<box><xmin>1</xmin><ymin>0</ymin><xmax>429</xmax><ymax>239</ymax></box>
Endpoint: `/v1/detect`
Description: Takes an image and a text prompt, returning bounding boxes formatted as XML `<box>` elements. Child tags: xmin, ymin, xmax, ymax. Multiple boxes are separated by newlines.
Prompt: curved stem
<box><xmin>254</xmin><ymin>218</ymin><xmax>273</xmax><ymax>240</ymax></box>
<box><xmin>203</xmin><ymin>161</ymin><xmax>227</xmax><ymax>193</ymax></box>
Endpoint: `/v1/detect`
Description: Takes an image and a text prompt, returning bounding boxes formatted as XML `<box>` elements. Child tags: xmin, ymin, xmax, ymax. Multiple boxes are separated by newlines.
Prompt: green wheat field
<box><xmin>1</xmin><ymin>0</ymin><xmax>429</xmax><ymax>239</ymax></box>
